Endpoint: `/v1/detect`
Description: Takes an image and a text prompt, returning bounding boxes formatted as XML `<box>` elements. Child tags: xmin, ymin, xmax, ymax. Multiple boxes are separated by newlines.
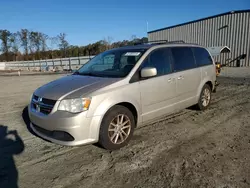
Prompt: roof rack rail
<box><xmin>147</xmin><ymin>40</ymin><xmax>169</xmax><ymax>44</ymax></box>
<box><xmin>133</xmin><ymin>40</ymin><xmax>186</xmax><ymax>45</ymax></box>
<box><xmin>166</xmin><ymin>40</ymin><xmax>185</xmax><ymax>43</ymax></box>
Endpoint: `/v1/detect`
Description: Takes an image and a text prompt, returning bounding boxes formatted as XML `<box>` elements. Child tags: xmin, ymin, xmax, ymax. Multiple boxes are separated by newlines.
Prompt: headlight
<box><xmin>58</xmin><ymin>98</ymin><xmax>91</xmax><ymax>113</ymax></box>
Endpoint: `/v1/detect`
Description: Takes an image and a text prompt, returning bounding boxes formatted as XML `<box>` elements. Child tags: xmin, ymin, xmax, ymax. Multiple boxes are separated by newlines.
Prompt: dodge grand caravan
<box><xmin>28</xmin><ymin>41</ymin><xmax>216</xmax><ymax>150</ymax></box>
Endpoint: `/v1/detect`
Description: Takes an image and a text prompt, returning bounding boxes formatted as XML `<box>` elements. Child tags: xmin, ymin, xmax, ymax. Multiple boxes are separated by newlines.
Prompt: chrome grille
<box><xmin>32</xmin><ymin>95</ymin><xmax>56</xmax><ymax>115</ymax></box>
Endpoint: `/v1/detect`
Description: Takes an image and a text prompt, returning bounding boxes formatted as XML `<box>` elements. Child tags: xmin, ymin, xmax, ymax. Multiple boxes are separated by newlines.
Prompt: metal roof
<box><xmin>148</xmin><ymin>9</ymin><xmax>250</xmax><ymax>34</ymax></box>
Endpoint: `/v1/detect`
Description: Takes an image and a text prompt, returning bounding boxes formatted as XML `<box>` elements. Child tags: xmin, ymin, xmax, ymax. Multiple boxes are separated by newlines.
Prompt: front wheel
<box><xmin>98</xmin><ymin>105</ymin><xmax>135</xmax><ymax>150</ymax></box>
<box><xmin>196</xmin><ymin>84</ymin><xmax>212</xmax><ymax>110</ymax></box>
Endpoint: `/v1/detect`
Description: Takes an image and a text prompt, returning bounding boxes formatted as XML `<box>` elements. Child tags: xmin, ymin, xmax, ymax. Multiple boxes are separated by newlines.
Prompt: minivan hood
<box><xmin>34</xmin><ymin>75</ymin><xmax>121</xmax><ymax>100</ymax></box>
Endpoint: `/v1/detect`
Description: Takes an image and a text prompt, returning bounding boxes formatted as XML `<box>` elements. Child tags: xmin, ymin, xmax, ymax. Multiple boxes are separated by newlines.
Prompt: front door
<box><xmin>139</xmin><ymin>47</ymin><xmax>177</xmax><ymax>123</ymax></box>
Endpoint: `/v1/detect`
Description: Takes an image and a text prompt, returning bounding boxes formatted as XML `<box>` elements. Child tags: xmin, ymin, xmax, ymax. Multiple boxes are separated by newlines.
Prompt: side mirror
<box><xmin>141</xmin><ymin>67</ymin><xmax>157</xmax><ymax>78</ymax></box>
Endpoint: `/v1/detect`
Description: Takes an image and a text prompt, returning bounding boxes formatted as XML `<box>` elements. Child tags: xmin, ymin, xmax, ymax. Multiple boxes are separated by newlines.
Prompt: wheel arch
<box><xmin>197</xmin><ymin>79</ymin><xmax>213</xmax><ymax>95</ymax></box>
<box><xmin>195</xmin><ymin>79</ymin><xmax>214</xmax><ymax>103</ymax></box>
<box><xmin>106</xmin><ymin>102</ymin><xmax>138</xmax><ymax>127</ymax></box>
<box><xmin>205</xmin><ymin>81</ymin><xmax>213</xmax><ymax>90</ymax></box>
<box><xmin>92</xmin><ymin>96</ymin><xmax>141</xmax><ymax>125</ymax></box>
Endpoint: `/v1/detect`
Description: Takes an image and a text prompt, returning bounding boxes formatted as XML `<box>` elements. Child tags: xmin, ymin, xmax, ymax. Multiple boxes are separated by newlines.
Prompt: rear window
<box><xmin>192</xmin><ymin>47</ymin><xmax>213</xmax><ymax>67</ymax></box>
<box><xmin>171</xmin><ymin>47</ymin><xmax>196</xmax><ymax>72</ymax></box>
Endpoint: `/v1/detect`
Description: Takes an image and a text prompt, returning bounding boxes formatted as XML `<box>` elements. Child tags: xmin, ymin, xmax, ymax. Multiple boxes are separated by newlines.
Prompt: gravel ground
<box><xmin>0</xmin><ymin>75</ymin><xmax>250</xmax><ymax>188</ymax></box>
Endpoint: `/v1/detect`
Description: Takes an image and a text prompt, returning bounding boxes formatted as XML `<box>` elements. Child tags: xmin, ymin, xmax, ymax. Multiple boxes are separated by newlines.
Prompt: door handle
<box><xmin>177</xmin><ymin>76</ymin><xmax>184</xmax><ymax>80</ymax></box>
<box><xmin>167</xmin><ymin>78</ymin><xmax>172</xmax><ymax>82</ymax></box>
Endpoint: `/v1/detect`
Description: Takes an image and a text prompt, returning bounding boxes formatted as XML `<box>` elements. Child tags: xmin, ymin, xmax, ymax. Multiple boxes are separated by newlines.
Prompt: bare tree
<box><xmin>0</xmin><ymin>30</ymin><xmax>11</xmax><ymax>61</ymax></box>
<box><xmin>39</xmin><ymin>33</ymin><xmax>49</xmax><ymax>59</ymax></box>
<box><xmin>19</xmin><ymin>29</ymin><xmax>29</xmax><ymax>60</ymax></box>
<box><xmin>57</xmin><ymin>33</ymin><xmax>69</xmax><ymax>58</ymax></box>
<box><xmin>29</xmin><ymin>31</ymin><xmax>46</xmax><ymax>60</ymax></box>
<box><xmin>40</xmin><ymin>33</ymin><xmax>48</xmax><ymax>53</ymax></box>
<box><xmin>131</xmin><ymin>35</ymin><xmax>137</xmax><ymax>41</ymax></box>
<box><xmin>103</xmin><ymin>36</ymin><xmax>113</xmax><ymax>50</ymax></box>
<box><xmin>48</xmin><ymin>36</ymin><xmax>59</xmax><ymax>59</ymax></box>
<box><xmin>130</xmin><ymin>35</ymin><xmax>139</xmax><ymax>44</ymax></box>
<box><xmin>29</xmin><ymin>31</ymin><xmax>38</xmax><ymax>59</ymax></box>
<box><xmin>9</xmin><ymin>32</ymin><xmax>20</xmax><ymax>61</ymax></box>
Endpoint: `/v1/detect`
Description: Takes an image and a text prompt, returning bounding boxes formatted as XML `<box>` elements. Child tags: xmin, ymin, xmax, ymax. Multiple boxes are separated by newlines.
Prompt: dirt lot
<box><xmin>0</xmin><ymin>75</ymin><xmax>250</xmax><ymax>188</ymax></box>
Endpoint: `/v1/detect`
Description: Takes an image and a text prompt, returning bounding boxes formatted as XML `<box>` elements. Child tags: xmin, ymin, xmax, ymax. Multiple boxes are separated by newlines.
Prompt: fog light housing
<box><xmin>53</xmin><ymin>131</ymin><xmax>74</xmax><ymax>141</ymax></box>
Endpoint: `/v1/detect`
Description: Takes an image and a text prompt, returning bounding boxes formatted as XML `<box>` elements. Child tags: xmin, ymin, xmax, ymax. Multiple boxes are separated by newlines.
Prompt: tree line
<box><xmin>0</xmin><ymin>29</ymin><xmax>148</xmax><ymax>62</ymax></box>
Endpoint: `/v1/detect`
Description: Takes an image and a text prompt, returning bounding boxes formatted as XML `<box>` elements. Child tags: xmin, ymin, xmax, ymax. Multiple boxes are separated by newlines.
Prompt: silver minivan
<box><xmin>28</xmin><ymin>41</ymin><xmax>216</xmax><ymax>150</ymax></box>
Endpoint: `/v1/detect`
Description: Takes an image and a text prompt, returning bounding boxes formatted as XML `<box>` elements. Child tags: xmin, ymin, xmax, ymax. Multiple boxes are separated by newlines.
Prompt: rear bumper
<box><xmin>213</xmin><ymin>80</ymin><xmax>219</xmax><ymax>93</ymax></box>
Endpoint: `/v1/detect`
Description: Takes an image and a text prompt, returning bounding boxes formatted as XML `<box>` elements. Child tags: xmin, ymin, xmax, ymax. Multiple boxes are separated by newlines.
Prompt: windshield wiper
<box><xmin>73</xmin><ymin>71</ymin><xmax>92</xmax><ymax>76</ymax></box>
<box><xmin>73</xmin><ymin>71</ymin><xmax>80</xmax><ymax>75</ymax></box>
<box><xmin>75</xmin><ymin>71</ymin><xmax>100</xmax><ymax>77</ymax></box>
<box><xmin>80</xmin><ymin>72</ymin><xmax>95</xmax><ymax>76</ymax></box>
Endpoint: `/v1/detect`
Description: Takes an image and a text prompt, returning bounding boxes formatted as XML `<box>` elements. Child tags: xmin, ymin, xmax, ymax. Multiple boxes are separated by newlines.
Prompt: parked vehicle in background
<box><xmin>28</xmin><ymin>41</ymin><xmax>217</xmax><ymax>150</ymax></box>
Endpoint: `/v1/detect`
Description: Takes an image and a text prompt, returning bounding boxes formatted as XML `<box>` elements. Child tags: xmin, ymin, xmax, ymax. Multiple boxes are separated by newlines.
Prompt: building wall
<box><xmin>148</xmin><ymin>11</ymin><xmax>250</xmax><ymax>67</ymax></box>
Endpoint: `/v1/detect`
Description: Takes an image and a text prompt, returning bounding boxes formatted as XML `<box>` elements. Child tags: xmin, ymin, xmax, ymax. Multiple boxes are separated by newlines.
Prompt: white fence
<box><xmin>0</xmin><ymin>63</ymin><xmax>5</xmax><ymax>70</ymax></box>
<box><xmin>1</xmin><ymin>56</ymin><xmax>95</xmax><ymax>71</ymax></box>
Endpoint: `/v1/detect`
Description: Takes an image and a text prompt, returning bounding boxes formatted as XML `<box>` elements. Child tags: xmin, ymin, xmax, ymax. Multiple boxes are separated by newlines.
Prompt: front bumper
<box><xmin>28</xmin><ymin>104</ymin><xmax>103</xmax><ymax>146</ymax></box>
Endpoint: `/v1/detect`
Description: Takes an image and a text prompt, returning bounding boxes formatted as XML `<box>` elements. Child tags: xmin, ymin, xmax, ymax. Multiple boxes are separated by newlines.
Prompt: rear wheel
<box><xmin>98</xmin><ymin>105</ymin><xmax>135</xmax><ymax>150</ymax></box>
<box><xmin>196</xmin><ymin>84</ymin><xmax>212</xmax><ymax>110</ymax></box>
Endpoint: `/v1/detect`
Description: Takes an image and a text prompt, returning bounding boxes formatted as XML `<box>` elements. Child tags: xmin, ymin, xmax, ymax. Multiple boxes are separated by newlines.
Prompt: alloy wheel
<box><xmin>201</xmin><ymin>88</ymin><xmax>211</xmax><ymax>107</ymax></box>
<box><xmin>108</xmin><ymin>114</ymin><xmax>131</xmax><ymax>144</ymax></box>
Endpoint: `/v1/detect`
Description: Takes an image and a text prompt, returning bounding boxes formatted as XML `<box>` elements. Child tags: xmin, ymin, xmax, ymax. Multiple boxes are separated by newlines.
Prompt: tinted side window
<box><xmin>120</xmin><ymin>54</ymin><xmax>141</xmax><ymax>69</ymax></box>
<box><xmin>192</xmin><ymin>47</ymin><xmax>213</xmax><ymax>66</ymax></box>
<box><xmin>141</xmin><ymin>48</ymin><xmax>172</xmax><ymax>76</ymax></box>
<box><xmin>171</xmin><ymin>47</ymin><xmax>196</xmax><ymax>72</ymax></box>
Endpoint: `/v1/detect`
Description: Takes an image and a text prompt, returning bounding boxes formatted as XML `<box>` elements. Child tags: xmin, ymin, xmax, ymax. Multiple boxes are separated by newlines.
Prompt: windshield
<box><xmin>76</xmin><ymin>48</ymin><xmax>146</xmax><ymax>78</ymax></box>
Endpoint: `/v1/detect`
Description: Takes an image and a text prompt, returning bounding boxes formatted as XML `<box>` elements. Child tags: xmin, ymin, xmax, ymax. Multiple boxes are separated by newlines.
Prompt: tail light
<box><xmin>215</xmin><ymin>62</ymin><xmax>221</xmax><ymax>76</ymax></box>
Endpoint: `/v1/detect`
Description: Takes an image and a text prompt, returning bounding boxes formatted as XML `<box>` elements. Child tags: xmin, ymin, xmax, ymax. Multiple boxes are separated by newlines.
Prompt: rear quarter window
<box><xmin>192</xmin><ymin>47</ymin><xmax>213</xmax><ymax>67</ymax></box>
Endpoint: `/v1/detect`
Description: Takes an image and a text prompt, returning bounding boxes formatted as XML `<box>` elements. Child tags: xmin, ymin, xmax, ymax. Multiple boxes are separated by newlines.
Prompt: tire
<box><xmin>98</xmin><ymin>105</ymin><xmax>135</xmax><ymax>150</ymax></box>
<box><xmin>196</xmin><ymin>84</ymin><xmax>212</xmax><ymax>111</ymax></box>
